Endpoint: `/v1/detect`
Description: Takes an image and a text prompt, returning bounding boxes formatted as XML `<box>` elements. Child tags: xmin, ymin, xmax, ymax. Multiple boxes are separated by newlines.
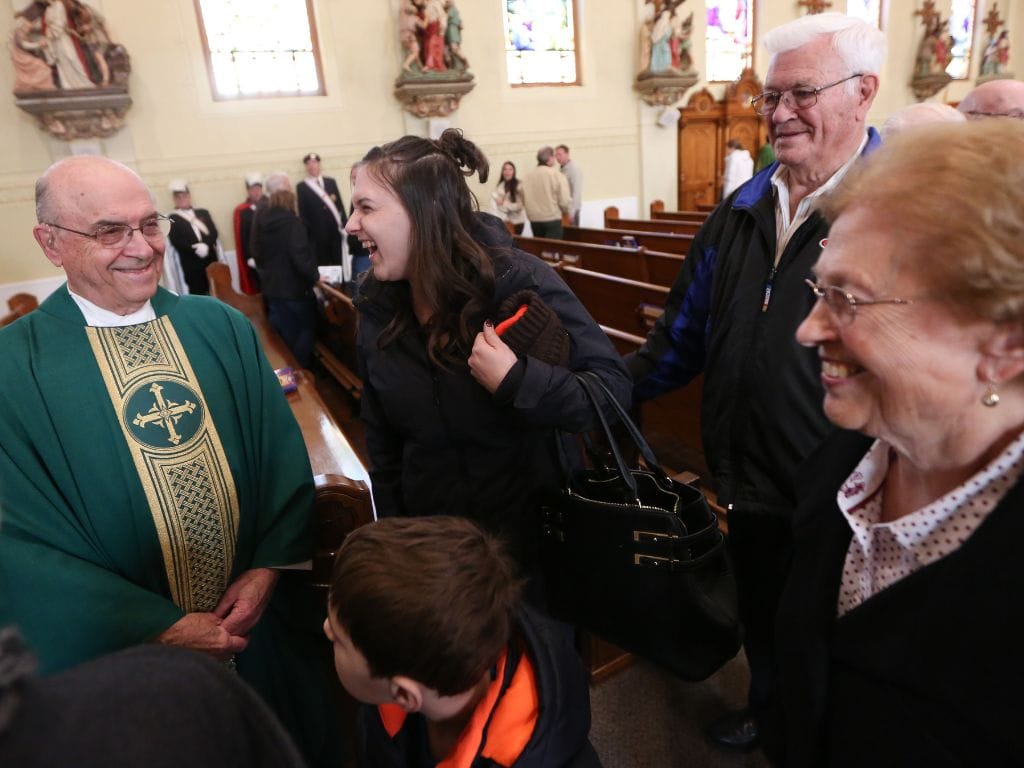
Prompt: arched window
<box><xmin>194</xmin><ymin>0</ymin><xmax>325</xmax><ymax>100</ymax></box>
<box><xmin>503</xmin><ymin>0</ymin><xmax>580</xmax><ymax>86</ymax></box>
<box><xmin>945</xmin><ymin>0</ymin><xmax>977</xmax><ymax>80</ymax></box>
<box><xmin>705</xmin><ymin>0</ymin><xmax>754</xmax><ymax>83</ymax></box>
<box><xmin>846</xmin><ymin>0</ymin><xmax>882</xmax><ymax>28</ymax></box>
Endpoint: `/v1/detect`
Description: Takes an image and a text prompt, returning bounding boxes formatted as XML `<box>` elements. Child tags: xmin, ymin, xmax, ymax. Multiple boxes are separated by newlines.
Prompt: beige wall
<box><xmin>1</xmin><ymin>0</ymin><xmax>1020</xmax><ymax>291</ymax></box>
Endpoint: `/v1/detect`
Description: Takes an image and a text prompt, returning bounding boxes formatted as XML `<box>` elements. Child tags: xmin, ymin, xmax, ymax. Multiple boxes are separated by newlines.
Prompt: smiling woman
<box><xmin>774</xmin><ymin>119</ymin><xmax>1024</xmax><ymax>766</ymax></box>
<box><xmin>348</xmin><ymin>129</ymin><xmax>631</xmax><ymax>569</ymax></box>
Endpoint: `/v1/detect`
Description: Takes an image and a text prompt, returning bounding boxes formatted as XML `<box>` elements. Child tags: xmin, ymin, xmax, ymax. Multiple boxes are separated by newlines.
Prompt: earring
<box><xmin>982</xmin><ymin>383</ymin><xmax>1000</xmax><ymax>408</ymax></box>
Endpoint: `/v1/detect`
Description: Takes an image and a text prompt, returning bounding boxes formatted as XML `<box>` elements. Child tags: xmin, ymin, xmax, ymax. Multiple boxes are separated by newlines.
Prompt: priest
<box><xmin>0</xmin><ymin>156</ymin><xmax>341</xmax><ymax>767</ymax></box>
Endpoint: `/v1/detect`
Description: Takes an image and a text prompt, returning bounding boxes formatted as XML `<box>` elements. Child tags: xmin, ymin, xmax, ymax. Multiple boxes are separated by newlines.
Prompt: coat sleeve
<box><xmin>495</xmin><ymin>255</ymin><xmax>633</xmax><ymax>433</ymax></box>
<box><xmin>167</xmin><ymin>214</ymin><xmax>197</xmax><ymax>255</ymax></box>
<box><xmin>288</xmin><ymin>218</ymin><xmax>320</xmax><ymax>288</ymax></box>
<box><xmin>623</xmin><ymin>211</ymin><xmax>718</xmax><ymax>402</ymax></box>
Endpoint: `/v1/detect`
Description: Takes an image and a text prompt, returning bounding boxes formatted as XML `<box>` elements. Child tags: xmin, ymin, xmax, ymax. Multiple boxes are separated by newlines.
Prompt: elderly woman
<box><xmin>772</xmin><ymin>120</ymin><xmax>1024</xmax><ymax>765</ymax></box>
<box><xmin>346</xmin><ymin>129</ymin><xmax>630</xmax><ymax>565</ymax></box>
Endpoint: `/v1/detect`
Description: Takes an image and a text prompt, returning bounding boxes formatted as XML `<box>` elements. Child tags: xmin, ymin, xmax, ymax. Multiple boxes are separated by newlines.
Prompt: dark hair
<box><xmin>328</xmin><ymin>517</ymin><xmax>523</xmax><ymax>696</ymax></box>
<box><xmin>556</xmin><ymin>144</ymin><xmax>569</xmax><ymax>153</ymax></box>
<box><xmin>536</xmin><ymin>146</ymin><xmax>554</xmax><ymax>165</ymax></box>
<box><xmin>360</xmin><ymin>128</ymin><xmax>494</xmax><ymax>368</ymax></box>
<box><xmin>726</xmin><ymin>139</ymin><xmax>743</xmax><ymax>150</ymax></box>
<box><xmin>497</xmin><ymin>160</ymin><xmax>519</xmax><ymax>203</ymax></box>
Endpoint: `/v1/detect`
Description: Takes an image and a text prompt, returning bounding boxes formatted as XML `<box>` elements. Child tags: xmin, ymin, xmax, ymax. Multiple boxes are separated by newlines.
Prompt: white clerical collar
<box><xmin>68</xmin><ymin>288</ymin><xmax>156</xmax><ymax>327</ymax></box>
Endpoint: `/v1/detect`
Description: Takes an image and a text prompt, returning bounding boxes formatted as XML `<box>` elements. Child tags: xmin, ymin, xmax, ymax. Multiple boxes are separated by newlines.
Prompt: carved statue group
<box><xmin>639</xmin><ymin>0</ymin><xmax>694</xmax><ymax>77</ymax></box>
<box><xmin>980</xmin><ymin>30</ymin><xmax>1011</xmax><ymax>77</ymax></box>
<box><xmin>913</xmin><ymin>13</ymin><xmax>953</xmax><ymax>80</ymax></box>
<box><xmin>10</xmin><ymin>0</ymin><xmax>130</xmax><ymax>94</ymax></box>
<box><xmin>399</xmin><ymin>0</ymin><xmax>469</xmax><ymax>77</ymax></box>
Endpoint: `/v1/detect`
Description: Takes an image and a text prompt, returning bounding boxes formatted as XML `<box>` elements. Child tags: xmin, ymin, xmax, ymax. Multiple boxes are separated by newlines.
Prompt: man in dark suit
<box><xmin>167</xmin><ymin>179</ymin><xmax>220</xmax><ymax>295</ymax></box>
<box><xmin>296</xmin><ymin>152</ymin><xmax>346</xmax><ymax>267</ymax></box>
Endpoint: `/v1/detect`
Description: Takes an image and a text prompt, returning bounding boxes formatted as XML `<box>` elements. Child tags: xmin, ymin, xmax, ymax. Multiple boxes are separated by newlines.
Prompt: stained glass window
<box><xmin>945</xmin><ymin>0</ymin><xmax>976</xmax><ymax>80</ymax></box>
<box><xmin>706</xmin><ymin>0</ymin><xmax>753</xmax><ymax>83</ymax></box>
<box><xmin>846</xmin><ymin>0</ymin><xmax>882</xmax><ymax>28</ymax></box>
<box><xmin>195</xmin><ymin>0</ymin><xmax>324</xmax><ymax>100</ymax></box>
<box><xmin>503</xmin><ymin>0</ymin><xmax>579</xmax><ymax>85</ymax></box>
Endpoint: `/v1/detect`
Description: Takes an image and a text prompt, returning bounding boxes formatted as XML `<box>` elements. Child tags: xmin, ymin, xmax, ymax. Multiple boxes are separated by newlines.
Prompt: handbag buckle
<box><xmin>633</xmin><ymin>529</ymin><xmax>677</xmax><ymax>544</ymax></box>
<box><xmin>633</xmin><ymin>553</ymin><xmax>679</xmax><ymax>568</ymax></box>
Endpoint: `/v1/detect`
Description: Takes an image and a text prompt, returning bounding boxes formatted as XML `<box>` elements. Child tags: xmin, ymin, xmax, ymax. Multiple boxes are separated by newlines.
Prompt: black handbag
<box><xmin>540</xmin><ymin>372</ymin><xmax>741</xmax><ymax>681</ymax></box>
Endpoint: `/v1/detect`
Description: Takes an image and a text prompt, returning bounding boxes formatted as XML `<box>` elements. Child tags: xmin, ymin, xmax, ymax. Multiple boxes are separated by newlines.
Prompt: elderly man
<box><xmin>625</xmin><ymin>13</ymin><xmax>884</xmax><ymax>751</ymax></box>
<box><xmin>958</xmin><ymin>78</ymin><xmax>1024</xmax><ymax>119</ymax></box>
<box><xmin>555</xmin><ymin>143</ymin><xmax>582</xmax><ymax>225</ymax></box>
<box><xmin>232</xmin><ymin>171</ymin><xmax>264</xmax><ymax>295</ymax></box>
<box><xmin>522</xmin><ymin>145</ymin><xmax>571</xmax><ymax>239</ymax></box>
<box><xmin>0</xmin><ymin>156</ymin><xmax>340</xmax><ymax>766</ymax></box>
<box><xmin>167</xmin><ymin>179</ymin><xmax>221</xmax><ymax>295</ymax></box>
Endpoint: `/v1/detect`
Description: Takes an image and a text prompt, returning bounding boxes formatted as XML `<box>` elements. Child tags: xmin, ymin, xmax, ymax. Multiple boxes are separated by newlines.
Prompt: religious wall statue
<box><xmin>910</xmin><ymin>1</ymin><xmax>952</xmax><ymax>101</ymax></box>
<box><xmin>394</xmin><ymin>0</ymin><xmax>475</xmax><ymax>118</ymax></box>
<box><xmin>635</xmin><ymin>0</ymin><xmax>698</xmax><ymax>107</ymax></box>
<box><xmin>10</xmin><ymin>0</ymin><xmax>133</xmax><ymax>140</ymax></box>
<box><xmin>977</xmin><ymin>4</ymin><xmax>1013</xmax><ymax>82</ymax></box>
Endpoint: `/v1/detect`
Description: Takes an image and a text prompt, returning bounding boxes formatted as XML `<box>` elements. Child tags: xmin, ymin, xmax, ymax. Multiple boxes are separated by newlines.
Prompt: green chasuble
<box><xmin>0</xmin><ymin>286</ymin><xmax>340</xmax><ymax>765</ymax></box>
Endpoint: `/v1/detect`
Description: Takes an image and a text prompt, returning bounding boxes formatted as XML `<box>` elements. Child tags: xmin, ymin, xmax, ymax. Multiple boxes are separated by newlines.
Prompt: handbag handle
<box><xmin>576</xmin><ymin>371</ymin><xmax>672</xmax><ymax>483</ymax></box>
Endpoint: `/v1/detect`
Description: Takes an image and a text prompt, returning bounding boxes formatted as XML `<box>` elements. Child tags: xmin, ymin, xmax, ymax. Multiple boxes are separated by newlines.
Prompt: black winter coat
<box><xmin>355</xmin><ymin>214</ymin><xmax>631</xmax><ymax>561</ymax></box>
<box><xmin>250</xmin><ymin>206</ymin><xmax>319</xmax><ymax>301</ymax></box>
<box><xmin>359</xmin><ymin>605</ymin><xmax>603</xmax><ymax>768</ymax></box>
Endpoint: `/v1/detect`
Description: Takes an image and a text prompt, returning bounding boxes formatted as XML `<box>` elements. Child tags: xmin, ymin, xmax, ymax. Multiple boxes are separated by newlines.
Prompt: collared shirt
<box><xmin>69</xmin><ymin>288</ymin><xmax>156</xmax><ymax>326</ymax></box>
<box><xmin>172</xmin><ymin>207</ymin><xmax>210</xmax><ymax>239</ymax></box>
<box><xmin>770</xmin><ymin>132</ymin><xmax>868</xmax><ymax>262</ymax></box>
<box><xmin>835</xmin><ymin>431</ymin><xmax>1024</xmax><ymax>616</ymax></box>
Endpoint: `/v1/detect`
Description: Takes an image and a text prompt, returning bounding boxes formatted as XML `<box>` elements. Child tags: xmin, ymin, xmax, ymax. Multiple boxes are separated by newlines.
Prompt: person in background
<box><xmin>554</xmin><ymin>144</ymin><xmax>582</xmax><ymax>226</ymax></box>
<box><xmin>168</xmin><ymin>179</ymin><xmax>220</xmax><ymax>295</ymax></box>
<box><xmin>325</xmin><ymin>516</ymin><xmax>602</xmax><ymax>767</ymax></box>
<box><xmin>521</xmin><ymin>145</ymin><xmax>571</xmax><ymax>239</ymax></box>
<box><xmin>232</xmin><ymin>172</ymin><xmax>264</xmax><ymax>295</ymax></box>
<box><xmin>491</xmin><ymin>160</ymin><xmax>527</xmax><ymax>235</ymax></box>
<box><xmin>880</xmin><ymin>100</ymin><xmax>965</xmax><ymax>137</ymax></box>
<box><xmin>0</xmin><ymin>155</ymin><xmax>341</xmax><ymax>766</ymax></box>
<box><xmin>721</xmin><ymin>138</ymin><xmax>754</xmax><ymax>199</ymax></box>
<box><xmin>625</xmin><ymin>13</ymin><xmax>885</xmax><ymax>751</ymax></box>
<box><xmin>249</xmin><ymin>172</ymin><xmax>320</xmax><ymax>368</ymax></box>
<box><xmin>297</xmin><ymin>151</ymin><xmax>346</xmax><ymax>267</ymax></box>
<box><xmin>347</xmin><ymin>129</ymin><xmax>630</xmax><ymax>569</ymax></box>
<box><xmin>773</xmin><ymin>118</ymin><xmax>1024</xmax><ymax>767</ymax></box>
<box><xmin>754</xmin><ymin>140</ymin><xmax>776</xmax><ymax>173</ymax></box>
<box><xmin>957</xmin><ymin>78</ymin><xmax>1024</xmax><ymax>120</ymax></box>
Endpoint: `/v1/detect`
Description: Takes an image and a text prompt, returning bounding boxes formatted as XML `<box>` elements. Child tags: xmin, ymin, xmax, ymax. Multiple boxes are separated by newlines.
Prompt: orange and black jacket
<box><xmin>358</xmin><ymin>604</ymin><xmax>602</xmax><ymax>768</ymax></box>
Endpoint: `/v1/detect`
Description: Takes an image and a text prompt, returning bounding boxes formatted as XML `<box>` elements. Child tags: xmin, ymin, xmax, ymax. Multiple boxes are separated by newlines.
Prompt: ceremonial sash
<box><xmin>304</xmin><ymin>177</ymin><xmax>343</xmax><ymax>230</ymax></box>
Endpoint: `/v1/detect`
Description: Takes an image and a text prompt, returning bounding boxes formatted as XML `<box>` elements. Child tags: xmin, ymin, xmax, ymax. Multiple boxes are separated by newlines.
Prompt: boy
<box><xmin>325</xmin><ymin>516</ymin><xmax>602</xmax><ymax>767</ymax></box>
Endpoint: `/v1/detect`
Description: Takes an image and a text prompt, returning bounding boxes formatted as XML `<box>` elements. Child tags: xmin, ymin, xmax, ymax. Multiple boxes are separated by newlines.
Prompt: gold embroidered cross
<box><xmin>132</xmin><ymin>383</ymin><xmax>197</xmax><ymax>446</ymax></box>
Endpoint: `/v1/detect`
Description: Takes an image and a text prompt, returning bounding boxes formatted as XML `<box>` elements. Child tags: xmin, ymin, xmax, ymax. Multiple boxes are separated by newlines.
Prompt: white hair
<box><xmin>881</xmin><ymin>102</ymin><xmax>966</xmax><ymax>138</ymax></box>
<box><xmin>763</xmin><ymin>12</ymin><xmax>887</xmax><ymax>77</ymax></box>
<box><xmin>264</xmin><ymin>172</ymin><xmax>291</xmax><ymax>195</ymax></box>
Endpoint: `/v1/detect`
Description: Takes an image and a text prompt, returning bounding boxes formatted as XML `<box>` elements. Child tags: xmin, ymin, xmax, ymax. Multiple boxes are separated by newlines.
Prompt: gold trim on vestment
<box><xmin>86</xmin><ymin>318</ymin><xmax>239</xmax><ymax>613</ymax></box>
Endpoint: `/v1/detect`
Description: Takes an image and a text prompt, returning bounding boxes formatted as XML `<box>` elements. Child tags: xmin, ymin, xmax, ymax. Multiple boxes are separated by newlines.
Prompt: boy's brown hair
<box><xmin>327</xmin><ymin>516</ymin><xmax>524</xmax><ymax>696</ymax></box>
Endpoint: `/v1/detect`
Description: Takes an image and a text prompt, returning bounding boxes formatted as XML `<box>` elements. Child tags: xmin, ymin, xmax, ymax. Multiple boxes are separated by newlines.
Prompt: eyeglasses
<box><xmin>804</xmin><ymin>278</ymin><xmax>913</xmax><ymax>326</ymax></box>
<box><xmin>962</xmin><ymin>109</ymin><xmax>1024</xmax><ymax>120</ymax></box>
<box><xmin>750</xmin><ymin>74</ymin><xmax>863</xmax><ymax>116</ymax></box>
<box><xmin>46</xmin><ymin>215</ymin><xmax>172</xmax><ymax>249</ymax></box>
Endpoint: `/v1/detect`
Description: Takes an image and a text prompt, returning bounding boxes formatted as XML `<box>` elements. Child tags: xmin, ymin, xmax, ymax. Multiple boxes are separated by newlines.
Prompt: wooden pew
<box><xmin>563</xmin><ymin>224</ymin><xmax>693</xmax><ymax>257</ymax></box>
<box><xmin>316</xmin><ymin>282</ymin><xmax>363</xmax><ymax>402</ymax></box>
<box><xmin>604</xmin><ymin>206</ymin><xmax>703</xmax><ymax>237</ymax></box>
<box><xmin>556</xmin><ymin>265</ymin><xmax>669</xmax><ymax>338</ymax></box>
<box><xmin>649</xmin><ymin>199</ymin><xmax>709</xmax><ymax>223</ymax></box>
<box><xmin>514</xmin><ymin>235</ymin><xmax>649</xmax><ymax>282</ymax></box>
<box><xmin>206</xmin><ymin>263</ymin><xmax>373</xmax><ymax>584</ymax></box>
<box><xmin>0</xmin><ymin>293</ymin><xmax>39</xmax><ymax>327</ymax></box>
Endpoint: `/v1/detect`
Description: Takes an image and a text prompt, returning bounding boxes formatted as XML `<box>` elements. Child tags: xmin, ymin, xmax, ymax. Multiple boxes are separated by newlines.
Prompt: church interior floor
<box><xmin>313</xmin><ymin>369</ymin><xmax>771</xmax><ymax>768</ymax></box>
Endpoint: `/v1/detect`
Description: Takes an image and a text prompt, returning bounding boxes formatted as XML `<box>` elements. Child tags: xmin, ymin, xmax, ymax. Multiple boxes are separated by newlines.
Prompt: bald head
<box><xmin>881</xmin><ymin>102</ymin><xmax>966</xmax><ymax>137</ymax></box>
<box><xmin>36</xmin><ymin>156</ymin><xmax>155</xmax><ymax>223</ymax></box>
<box><xmin>958</xmin><ymin>79</ymin><xmax>1024</xmax><ymax>119</ymax></box>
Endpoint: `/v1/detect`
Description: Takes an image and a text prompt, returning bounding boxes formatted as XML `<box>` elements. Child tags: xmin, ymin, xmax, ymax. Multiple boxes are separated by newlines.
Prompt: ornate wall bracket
<box><xmin>910</xmin><ymin>72</ymin><xmax>952</xmax><ymax>101</ymax></box>
<box><xmin>393</xmin><ymin>77</ymin><xmax>475</xmax><ymax>118</ymax></box>
<box><xmin>634</xmin><ymin>71</ymin><xmax>699</xmax><ymax>107</ymax></box>
<box><xmin>14</xmin><ymin>89</ymin><xmax>132</xmax><ymax>141</ymax></box>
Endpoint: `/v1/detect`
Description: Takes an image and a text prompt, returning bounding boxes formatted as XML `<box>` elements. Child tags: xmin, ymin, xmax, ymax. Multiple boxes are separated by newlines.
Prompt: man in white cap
<box><xmin>296</xmin><ymin>152</ymin><xmax>346</xmax><ymax>267</ymax></box>
<box><xmin>233</xmin><ymin>172</ymin><xmax>264</xmax><ymax>295</ymax></box>
<box><xmin>167</xmin><ymin>179</ymin><xmax>220</xmax><ymax>295</ymax></box>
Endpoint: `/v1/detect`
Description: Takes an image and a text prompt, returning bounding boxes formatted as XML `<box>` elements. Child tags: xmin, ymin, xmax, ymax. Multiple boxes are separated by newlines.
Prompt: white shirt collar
<box><xmin>68</xmin><ymin>287</ymin><xmax>156</xmax><ymax>327</ymax></box>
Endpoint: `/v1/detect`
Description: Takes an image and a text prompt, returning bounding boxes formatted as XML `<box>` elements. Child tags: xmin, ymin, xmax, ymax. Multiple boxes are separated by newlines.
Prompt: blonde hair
<box><xmin>822</xmin><ymin>120</ymin><xmax>1024</xmax><ymax>323</ymax></box>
